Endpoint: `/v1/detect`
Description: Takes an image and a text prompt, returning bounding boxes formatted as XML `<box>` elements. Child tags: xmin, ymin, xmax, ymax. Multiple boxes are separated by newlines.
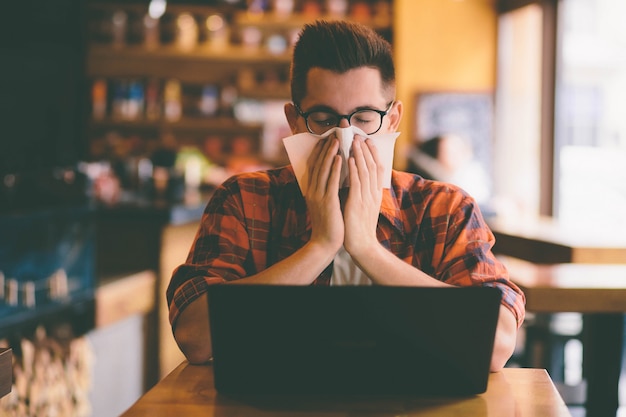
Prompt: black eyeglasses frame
<box><xmin>293</xmin><ymin>101</ymin><xmax>395</xmax><ymax>135</ymax></box>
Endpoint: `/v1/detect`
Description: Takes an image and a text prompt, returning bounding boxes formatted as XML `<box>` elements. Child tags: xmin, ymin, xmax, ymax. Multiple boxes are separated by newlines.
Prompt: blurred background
<box><xmin>0</xmin><ymin>0</ymin><xmax>624</xmax><ymax>416</ymax></box>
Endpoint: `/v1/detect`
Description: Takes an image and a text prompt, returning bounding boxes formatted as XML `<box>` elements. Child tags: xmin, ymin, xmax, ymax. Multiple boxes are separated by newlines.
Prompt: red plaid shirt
<box><xmin>167</xmin><ymin>166</ymin><xmax>525</xmax><ymax>328</ymax></box>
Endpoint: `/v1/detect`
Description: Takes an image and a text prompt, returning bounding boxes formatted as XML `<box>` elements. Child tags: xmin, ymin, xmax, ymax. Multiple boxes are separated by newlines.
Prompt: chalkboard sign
<box><xmin>414</xmin><ymin>92</ymin><xmax>494</xmax><ymax>175</ymax></box>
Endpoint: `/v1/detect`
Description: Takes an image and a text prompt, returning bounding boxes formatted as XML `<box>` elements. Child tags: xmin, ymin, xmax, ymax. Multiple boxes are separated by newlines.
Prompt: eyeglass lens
<box><xmin>306</xmin><ymin>109</ymin><xmax>384</xmax><ymax>135</ymax></box>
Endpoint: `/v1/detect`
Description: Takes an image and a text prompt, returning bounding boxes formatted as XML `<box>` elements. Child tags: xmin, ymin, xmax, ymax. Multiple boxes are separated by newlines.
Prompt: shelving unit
<box><xmin>84</xmin><ymin>0</ymin><xmax>393</xmax><ymax>172</ymax></box>
<box><xmin>83</xmin><ymin>0</ymin><xmax>394</xmax><ymax>387</ymax></box>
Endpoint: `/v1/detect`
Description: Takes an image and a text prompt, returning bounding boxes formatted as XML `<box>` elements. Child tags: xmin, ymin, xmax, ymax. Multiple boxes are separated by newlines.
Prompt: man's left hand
<box><xmin>343</xmin><ymin>137</ymin><xmax>385</xmax><ymax>258</ymax></box>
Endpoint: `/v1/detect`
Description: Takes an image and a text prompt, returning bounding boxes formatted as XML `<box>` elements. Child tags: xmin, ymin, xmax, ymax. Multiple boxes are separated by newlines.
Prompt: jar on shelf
<box><xmin>204</xmin><ymin>13</ymin><xmax>230</xmax><ymax>49</ymax></box>
<box><xmin>176</xmin><ymin>13</ymin><xmax>199</xmax><ymax>51</ymax></box>
<box><xmin>350</xmin><ymin>1</ymin><xmax>372</xmax><ymax>23</ymax></box>
<box><xmin>326</xmin><ymin>0</ymin><xmax>348</xmax><ymax>17</ymax></box>
<box><xmin>273</xmin><ymin>0</ymin><xmax>294</xmax><ymax>17</ymax></box>
<box><xmin>240</xmin><ymin>26</ymin><xmax>263</xmax><ymax>50</ymax></box>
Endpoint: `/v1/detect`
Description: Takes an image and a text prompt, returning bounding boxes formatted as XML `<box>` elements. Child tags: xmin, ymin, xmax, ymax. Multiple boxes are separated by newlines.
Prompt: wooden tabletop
<box><xmin>500</xmin><ymin>255</ymin><xmax>626</xmax><ymax>313</ymax></box>
<box><xmin>499</xmin><ymin>255</ymin><xmax>626</xmax><ymax>417</ymax></box>
<box><xmin>121</xmin><ymin>362</ymin><xmax>571</xmax><ymax>417</ymax></box>
<box><xmin>488</xmin><ymin>216</ymin><xmax>626</xmax><ymax>264</ymax></box>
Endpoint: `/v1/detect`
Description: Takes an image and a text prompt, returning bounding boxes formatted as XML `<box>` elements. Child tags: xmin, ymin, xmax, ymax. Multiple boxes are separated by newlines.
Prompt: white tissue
<box><xmin>282</xmin><ymin>126</ymin><xmax>400</xmax><ymax>194</ymax></box>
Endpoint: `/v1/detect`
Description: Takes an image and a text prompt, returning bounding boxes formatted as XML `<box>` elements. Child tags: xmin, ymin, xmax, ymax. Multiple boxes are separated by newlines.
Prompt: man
<box><xmin>167</xmin><ymin>20</ymin><xmax>525</xmax><ymax>371</ymax></box>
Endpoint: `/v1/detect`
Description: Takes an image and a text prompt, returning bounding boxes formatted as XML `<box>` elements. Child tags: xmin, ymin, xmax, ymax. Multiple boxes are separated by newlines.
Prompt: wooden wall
<box><xmin>393</xmin><ymin>0</ymin><xmax>497</xmax><ymax>168</ymax></box>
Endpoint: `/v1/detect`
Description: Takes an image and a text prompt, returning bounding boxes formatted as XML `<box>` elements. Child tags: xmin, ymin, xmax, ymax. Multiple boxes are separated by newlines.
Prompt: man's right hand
<box><xmin>303</xmin><ymin>135</ymin><xmax>344</xmax><ymax>254</ymax></box>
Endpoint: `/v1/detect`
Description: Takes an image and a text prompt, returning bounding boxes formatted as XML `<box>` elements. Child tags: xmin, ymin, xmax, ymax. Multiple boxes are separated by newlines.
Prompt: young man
<box><xmin>167</xmin><ymin>20</ymin><xmax>525</xmax><ymax>371</ymax></box>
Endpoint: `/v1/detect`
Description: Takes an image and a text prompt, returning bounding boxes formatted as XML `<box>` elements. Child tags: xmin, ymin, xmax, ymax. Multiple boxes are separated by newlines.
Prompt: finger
<box><xmin>363</xmin><ymin>139</ymin><xmax>383</xmax><ymax>189</ymax></box>
<box><xmin>307</xmin><ymin>136</ymin><xmax>338</xmax><ymax>195</ymax></box>
<box><xmin>305</xmin><ymin>139</ymin><xmax>325</xmax><ymax>187</ymax></box>
<box><xmin>320</xmin><ymin>137</ymin><xmax>341</xmax><ymax>192</ymax></box>
<box><xmin>327</xmin><ymin>154</ymin><xmax>342</xmax><ymax>196</ymax></box>
<box><xmin>347</xmin><ymin>156</ymin><xmax>361</xmax><ymax>193</ymax></box>
<box><xmin>351</xmin><ymin>139</ymin><xmax>370</xmax><ymax>193</ymax></box>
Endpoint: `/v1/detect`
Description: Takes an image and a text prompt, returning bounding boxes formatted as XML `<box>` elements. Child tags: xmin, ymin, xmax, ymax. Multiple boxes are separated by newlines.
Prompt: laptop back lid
<box><xmin>207</xmin><ymin>285</ymin><xmax>501</xmax><ymax>397</ymax></box>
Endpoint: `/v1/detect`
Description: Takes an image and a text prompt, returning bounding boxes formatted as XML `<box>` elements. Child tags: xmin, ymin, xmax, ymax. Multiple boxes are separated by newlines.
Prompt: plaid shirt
<box><xmin>167</xmin><ymin>166</ymin><xmax>525</xmax><ymax>328</ymax></box>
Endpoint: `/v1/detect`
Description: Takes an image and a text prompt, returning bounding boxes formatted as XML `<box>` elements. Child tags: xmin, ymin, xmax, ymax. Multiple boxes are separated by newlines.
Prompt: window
<box><xmin>555</xmin><ymin>0</ymin><xmax>626</xmax><ymax>226</ymax></box>
<box><xmin>495</xmin><ymin>0</ymin><xmax>626</xmax><ymax>226</ymax></box>
<box><xmin>494</xmin><ymin>4</ymin><xmax>543</xmax><ymax>220</ymax></box>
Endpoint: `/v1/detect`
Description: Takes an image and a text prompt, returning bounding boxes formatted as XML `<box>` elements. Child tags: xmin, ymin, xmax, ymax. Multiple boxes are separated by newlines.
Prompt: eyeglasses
<box><xmin>294</xmin><ymin>101</ymin><xmax>394</xmax><ymax>135</ymax></box>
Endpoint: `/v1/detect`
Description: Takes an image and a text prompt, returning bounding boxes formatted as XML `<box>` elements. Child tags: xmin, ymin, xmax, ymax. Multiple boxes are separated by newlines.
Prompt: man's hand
<box><xmin>303</xmin><ymin>135</ymin><xmax>344</xmax><ymax>253</ymax></box>
<box><xmin>343</xmin><ymin>137</ymin><xmax>385</xmax><ymax>258</ymax></box>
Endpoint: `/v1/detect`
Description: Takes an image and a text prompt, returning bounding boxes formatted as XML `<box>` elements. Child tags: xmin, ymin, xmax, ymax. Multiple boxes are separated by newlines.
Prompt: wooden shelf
<box><xmin>233</xmin><ymin>11</ymin><xmax>392</xmax><ymax>32</ymax></box>
<box><xmin>87</xmin><ymin>44</ymin><xmax>291</xmax><ymax>83</ymax></box>
<box><xmin>238</xmin><ymin>85</ymin><xmax>291</xmax><ymax>100</ymax></box>
<box><xmin>88</xmin><ymin>117</ymin><xmax>263</xmax><ymax>135</ymax></box>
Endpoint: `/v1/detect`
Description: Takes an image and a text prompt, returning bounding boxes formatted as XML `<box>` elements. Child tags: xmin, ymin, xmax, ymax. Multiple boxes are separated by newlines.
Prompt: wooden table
<box><xmin>121</xmin><ymin>362</ymin><xmax>571</xmax><ymax>416</ymax></box>
<box><xmin>502</xmin><ymin>257</ymin><xmax>626</xmax><ymax>313</ymax></box>
<box><xmin>489</xmin><ymin>216</ymin><xmax>626</xmax><ymax>264</ymax></box>
<box><xmin>501</xmin><ymin>256</ymin><xmax>626</xmax><ymax>417</ymax></box>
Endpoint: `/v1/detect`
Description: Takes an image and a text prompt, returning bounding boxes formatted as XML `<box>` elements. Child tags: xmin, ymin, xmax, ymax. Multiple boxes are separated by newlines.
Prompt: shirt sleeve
<box><xmin>166</xmin><ymin>177</ymin><xmax>252</xmax><ymax>329</ymax></box>
<box><xmin>426</xmin><ymin>187</ymin><xmax>526</xmax><ymax>328</ymax></box>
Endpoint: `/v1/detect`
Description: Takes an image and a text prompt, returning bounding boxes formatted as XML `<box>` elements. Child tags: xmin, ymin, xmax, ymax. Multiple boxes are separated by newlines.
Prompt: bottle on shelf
<box><xmin>163</xmin><ymin>79</ymin><xmax>183</xmax><ymax>121</ymax></box>
<box><xmin>199</xmin><ymin>85</ymin><xmax>219</xmax><ymax>117</ymax></box>
<box><xmin>143</xmin><ymin>13</ymin><xmax>160</xmax><ymax>49</ymax></box>
<box><xmin>111</xmin><ymin>10</ymin><xmax>128</xmax><ymax>48</ymax></box>
<box><xmin>145</xmin><ymin>78</ymin><xmax>162</xmax><ymax>121</ymax></box>
<box><xmin>219</xmin><ymin>82</ymin><xmax>238</xmax><ymax>118</ymax></box>
<box><xmin>91</xmin><ymin>79</ymin><xmax>107</xmax><ymax>121</ymax></box>
<box><xmin>111</xmin><ymin>80</ymin><xmax>128</xmax><ymax>120</ymax></box>
<box><xmin>126</xmin><ymin>80</ymin><xmax>145</xmax><ymax>120</ymax></box>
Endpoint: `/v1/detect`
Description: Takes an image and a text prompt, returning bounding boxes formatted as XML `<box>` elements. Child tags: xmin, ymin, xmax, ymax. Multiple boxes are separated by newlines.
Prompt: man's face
<box><xmin>287</xmin><ymin>67</ymin><xmax>401</xmax><ymax>136</ymax></box>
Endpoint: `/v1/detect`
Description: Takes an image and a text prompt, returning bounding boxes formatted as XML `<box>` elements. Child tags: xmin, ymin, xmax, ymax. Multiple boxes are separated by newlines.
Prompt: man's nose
<box><xmin>338</xmin><ymin>116</ymin><xmax>351</xmax><ymax>128</ymax></box>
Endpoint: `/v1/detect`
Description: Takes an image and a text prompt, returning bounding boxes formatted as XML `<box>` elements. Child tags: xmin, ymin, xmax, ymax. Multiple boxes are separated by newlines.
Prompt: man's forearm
<box><xmin>174</xmin><ymin>294</ymin><xmax>212</xmax><ymax>364</ymax></box>
<box><xmin>350</xmin><ymin>240</ymin><xmax>449</xmax><ymax>287</ymax></box>
<box><xmin>173</xmin><ymin>241</ymin><xmax>339</xmax><ymax>363</ymax></box>
<box><xmin>228</xmin><ymin>240</ymin><xmax>338</xmax><ymax>286</ymax></box>
<box><xmin>489</xmin><ymin>305</ymin><xmax>518</xmax><ymax>372</ymax></box>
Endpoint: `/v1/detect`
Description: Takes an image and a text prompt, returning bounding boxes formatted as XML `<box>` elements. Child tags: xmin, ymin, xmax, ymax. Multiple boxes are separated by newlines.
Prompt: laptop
<box><xmin>206</xmin><ymin>285</ymin><xmax>501</xmax><ymax>397</ymax></box>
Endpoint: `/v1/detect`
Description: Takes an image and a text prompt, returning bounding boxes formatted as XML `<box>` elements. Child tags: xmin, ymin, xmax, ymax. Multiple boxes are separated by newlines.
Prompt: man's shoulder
<box><xmin>215</xmin><ymin>166</ymin><xmax>299</xmax><ymax>201</ymax></box>
<box><xmin>223</xmin><ymin>166</ymin><xmax>296</xmax><ymax>187</ymax></box>
<box><xmin>391</xmin><ymin>170</ymin><xmax>466</xmax><ymax>194</ymax></box>
<box><xmin>390</xmin><ymin>170</ymin><xmax>474</xmax><ymax>211</ymax></box>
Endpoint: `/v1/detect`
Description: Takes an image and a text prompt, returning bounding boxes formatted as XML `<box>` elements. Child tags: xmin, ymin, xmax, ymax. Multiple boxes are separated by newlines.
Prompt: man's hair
<box><xmin>290</xmin><ymin>19</ymin><xmax>396</xmax><ymax>105</ymax></box>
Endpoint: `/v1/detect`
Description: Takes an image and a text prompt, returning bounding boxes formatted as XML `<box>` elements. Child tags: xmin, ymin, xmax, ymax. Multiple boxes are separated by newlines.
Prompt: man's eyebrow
<box><xmin>303</xmin><ymin>104</ymin><xmax>337</xmax><ymax>113</ymax></box>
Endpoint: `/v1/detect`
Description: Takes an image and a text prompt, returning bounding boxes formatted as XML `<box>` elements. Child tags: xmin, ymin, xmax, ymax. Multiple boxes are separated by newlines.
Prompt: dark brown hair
<box><xmin>290</xmin><ymin>20</ymin><xmax>396</xmax><ymax>105</ymax></box>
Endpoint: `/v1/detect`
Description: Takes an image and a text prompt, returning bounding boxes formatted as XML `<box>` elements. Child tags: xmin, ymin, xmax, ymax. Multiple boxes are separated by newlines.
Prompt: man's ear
<box><xmin>284</xmin><ymin>102</ymin><xmax>299</xmax><ymax>134</ymax></box>
<box><xmin>388</xmin><ymin>100</ymin><xmax>403</xmax><ymax>132</ymax></box>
